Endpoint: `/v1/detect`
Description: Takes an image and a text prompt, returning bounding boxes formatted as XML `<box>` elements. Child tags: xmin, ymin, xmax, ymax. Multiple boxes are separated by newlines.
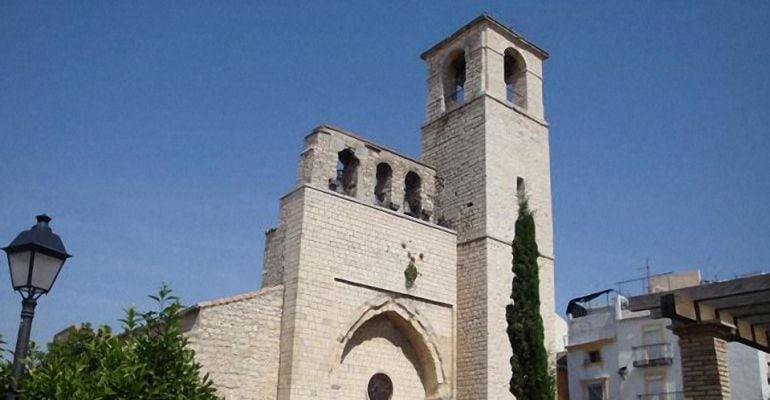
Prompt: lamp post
<box><xmin>3</xmin><ymin>215</ymin><xmax>70</xmax><ymax>399</ymax></box>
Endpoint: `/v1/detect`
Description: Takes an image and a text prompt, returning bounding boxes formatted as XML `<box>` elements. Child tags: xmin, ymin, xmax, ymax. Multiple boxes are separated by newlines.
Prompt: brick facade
<box><xmin>674</xmin><ymin>323</ymin><xmax>734</xmax><ymax>400</ymax></box>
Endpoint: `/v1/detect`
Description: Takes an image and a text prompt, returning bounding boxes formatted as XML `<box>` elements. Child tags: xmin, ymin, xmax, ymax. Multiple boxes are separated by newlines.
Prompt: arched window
<box><xmin>403</xmin><ymin>171</ymin><xmax>422</xmax><ymax>218</ymax></box>
<box><xmin>330</xmin><ymin>148</ymin><xmax>359</xmax><ymax>196</ymax></box>
<box><xmin>444</xmin><ymin>50</ymin><xmax>466</xmax><ymax>105</ymax></box>
<box><xmin>504</xmin><ymin>48</ymin><xmax>527</xmax><ymax>108</ymax></box>
<box><xmin>516</xmin><ymin>176</ymin><xmax>526</xmax><ymax>197</ymax></box>
<box><xmin>374</xmin><ymin>163</ymin><xmax>393</xmax><ymax>207</ymax></box>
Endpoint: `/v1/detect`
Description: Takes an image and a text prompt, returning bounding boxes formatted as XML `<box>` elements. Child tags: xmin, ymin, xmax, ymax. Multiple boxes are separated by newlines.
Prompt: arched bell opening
<box><xmin>443</xmin><ymin>49</ymin><xmax>466</xmax><ymax>106</ymax></box>
<box><xmin>504</xmin><ymin>47</ymin><xmax>527</xmax><ymax>108</ymax></box>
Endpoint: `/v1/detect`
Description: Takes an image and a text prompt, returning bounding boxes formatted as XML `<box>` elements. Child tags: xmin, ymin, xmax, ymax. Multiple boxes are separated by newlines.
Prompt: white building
<box><xmin>567</xmin><ymin>289</ymin><xmax>683</xmax><ymax>399</ymax></box>
<box><xmin>565</xmin><ymin>271</ymin><xmax>770</xmax><ymax>400</ymax></box>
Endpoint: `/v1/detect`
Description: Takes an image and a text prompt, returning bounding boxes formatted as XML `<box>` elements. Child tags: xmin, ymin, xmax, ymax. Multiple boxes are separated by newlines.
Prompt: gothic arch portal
<box><xmin>328</xmin><ymin>296</ymin><xmax>450</xmax><ymax>400</ymax></box>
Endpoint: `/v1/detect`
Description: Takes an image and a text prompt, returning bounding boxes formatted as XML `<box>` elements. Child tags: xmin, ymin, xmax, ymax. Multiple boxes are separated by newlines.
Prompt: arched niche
<box><xmin>328</xmin><ymin>297</ymin><xmax>450</xmax><ymax>400</ymax></box>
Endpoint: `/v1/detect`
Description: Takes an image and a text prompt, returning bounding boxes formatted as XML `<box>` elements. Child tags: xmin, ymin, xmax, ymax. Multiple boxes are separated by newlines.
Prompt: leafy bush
<box><xmin>3</xmin><ymin>284</ymin><xmax>218</xmax><ymax>399</ymax></box>
<box><xmin>1</xmin><ymin>333</ymin><xmax>12</xmax><ymax>395</ymax></box>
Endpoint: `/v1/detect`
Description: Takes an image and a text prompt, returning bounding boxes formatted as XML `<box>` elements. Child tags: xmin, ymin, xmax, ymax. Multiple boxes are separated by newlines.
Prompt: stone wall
<box><xmin>421</xmin><ymin>19</ymin><xmax>555</xmax><ymax>400</ymax></box>
<box><xmin>455</xmin><ymin>238</ymin><xmax>489</xmax><ymax>399</ymax></box>
<box><xmin>421</xmin><ymin>99</ymin><xmax>487</xmax><ymax>242</ymax></box>
<box><xmin>726</xmin><ymin>342</ymin><xmax>770</xmax><ymax>400</ymax></box>
<box><xmin>183</xmin><ymin>285</ymin><xmax>284</xmax><ymax>400</ymax></box>
<box><xmin>261</xmin><ymin>227</ymin><xmax>284</xmax><ymax>287</ymax></box>
<box><xmin>483</xmin><ymin>27</ymin><xmax>546</xmax><ymax>121</ymax></box>
<box><xmin>335</xmin><ymin>314</ymin><xmax>427</xmax><ymax>399</ymax></box>
<box><xmin>297</xmin><ymin>125</ymin><xmax>437</xmax><ymax>222</ymax></box>
<box><xmin>485</xmin><ymin>96</ymin><xmax>556</xmax><ymax>371</ymax></box>
<box><xmin>674</xmin><ymin>323</ymin><xmax>732</xmax><ymax>400</ymax></box>
<box><xmin>276</xmin><ymin>185</ymin><xmax>457</xmax><ymax>400</ymax></box>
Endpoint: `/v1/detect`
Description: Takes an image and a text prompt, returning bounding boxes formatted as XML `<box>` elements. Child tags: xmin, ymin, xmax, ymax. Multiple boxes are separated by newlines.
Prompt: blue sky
<box><xmin>1</xmin><ymin>2</ymin><xmax>769</xmax><ymax>343</ymax></box>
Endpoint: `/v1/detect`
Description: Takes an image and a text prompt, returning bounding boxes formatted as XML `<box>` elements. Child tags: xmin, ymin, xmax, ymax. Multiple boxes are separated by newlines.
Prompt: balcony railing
<box><xmin>637</xmin><ymin>392</ymin><xmax>683</xmax><ymax>400</ymax></box>
<box><xmin>633</xmin><ymin>343</ymin><xmax>673</xmax><ymax>367</ymax></box>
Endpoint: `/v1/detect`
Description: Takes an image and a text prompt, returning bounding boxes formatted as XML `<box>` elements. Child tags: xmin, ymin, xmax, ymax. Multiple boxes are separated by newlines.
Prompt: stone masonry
<box><xmin>181</xmin><ymin>15</ymin><xmax>560</xmax><ymax>400</ymax></box>
<box><xmin>421</xmin><ymin>15</ymin><xmax>555</xmax><ymax>399</ymax></box>
<box><xmin>182</xmin><ymin>286</ymin><xmax>284</xmax><ymax>400</ymax></box>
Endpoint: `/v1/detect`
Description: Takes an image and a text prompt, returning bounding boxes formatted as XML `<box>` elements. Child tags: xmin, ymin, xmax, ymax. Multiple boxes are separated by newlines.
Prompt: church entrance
<box><xmin>336</xmin><ymin>313</ymin><xmax>426</xmax><ymax>399</ymax></box>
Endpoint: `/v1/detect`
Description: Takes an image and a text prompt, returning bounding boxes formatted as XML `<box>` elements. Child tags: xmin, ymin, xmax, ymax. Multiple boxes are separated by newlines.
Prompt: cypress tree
<box><xmin>506</xmin><ymin>195</ymin><xmax>553</xmax><ymax>399</ymax></box>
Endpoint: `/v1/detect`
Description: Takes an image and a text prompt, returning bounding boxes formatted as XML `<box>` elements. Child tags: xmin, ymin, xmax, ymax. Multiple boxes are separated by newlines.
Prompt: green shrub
<box><xmin>4</xmin><ymin>284</ymin><xmax>218</xmax><ymax>400</ymax></box>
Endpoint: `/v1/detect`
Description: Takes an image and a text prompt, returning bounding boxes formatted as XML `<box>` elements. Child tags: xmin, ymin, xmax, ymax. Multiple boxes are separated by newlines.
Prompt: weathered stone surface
<box><xmin>275</xmin><ymin>185</ymin><xmax>457</xmax><ymax>400</ymax></box>
<box><xmin>183</xmin><ymin>286</ymin><xmax>284</xmax><ymax>400</ymax></box>
<box><xmin>421</xmin><ymin>16</ymin><xmax>555</xmax><ymax>400</ymax></box>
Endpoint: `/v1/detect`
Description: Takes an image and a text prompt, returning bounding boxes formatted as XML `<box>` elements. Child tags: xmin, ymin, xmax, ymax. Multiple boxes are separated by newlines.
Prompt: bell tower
<box><xmin>420</xmin><ymin>15</ymin><xmax>555</xmax><ymax>399</ymax></box>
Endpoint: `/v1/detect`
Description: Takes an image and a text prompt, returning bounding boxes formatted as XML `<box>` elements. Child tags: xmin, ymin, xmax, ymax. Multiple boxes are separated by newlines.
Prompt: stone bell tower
<box><xmin>420</xmin><ymin>15</ymin><xmax>556</xmax><ymax>399</ymax></box>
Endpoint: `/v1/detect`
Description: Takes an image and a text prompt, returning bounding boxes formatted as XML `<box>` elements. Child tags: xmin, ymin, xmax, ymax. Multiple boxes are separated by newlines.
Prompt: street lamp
<box><xmin>3</xmin><ymin>214</ymin><xmax>70</xmax><ymax>399</ymax></box>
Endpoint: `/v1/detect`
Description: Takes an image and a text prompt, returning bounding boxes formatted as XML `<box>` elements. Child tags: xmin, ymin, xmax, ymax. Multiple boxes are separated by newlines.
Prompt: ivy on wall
<box><xmin>405</xmin><ymin>257</ymin><xmax>419</xmax><ymax>288</ymax></box>
<box><xmin>401</xmin><ymin>243</ymin><xmax>423</xmax><ymax>289</ymax></box>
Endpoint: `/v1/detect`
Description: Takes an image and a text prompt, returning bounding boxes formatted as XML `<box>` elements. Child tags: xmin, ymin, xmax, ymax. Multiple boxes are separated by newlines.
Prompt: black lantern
<box><xmin>4</xmin><ymin>214</ymin><xmax>71</xmax><ymax>299</ymax></box>
<box><xmin>3</xmin><ymin>214</ymin><xmax>71</xmax><ymax>399</ymax></box>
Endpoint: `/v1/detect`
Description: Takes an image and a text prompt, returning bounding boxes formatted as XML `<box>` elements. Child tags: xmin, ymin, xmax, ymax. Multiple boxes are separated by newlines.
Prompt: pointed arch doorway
<box><xmin>329</xmin><ymin>298</ymin><xmax>450</xmax><ymax>400</ymax></box>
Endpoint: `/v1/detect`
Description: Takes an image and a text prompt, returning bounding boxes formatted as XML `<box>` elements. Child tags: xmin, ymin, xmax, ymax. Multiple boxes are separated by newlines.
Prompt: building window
<box><xmin>584</xmin><ymin>349</ymin><xmax>602</xmax><ymax>365</ymax></box>
<box><xmin>367</xmin><ymin>373</ymin><xmax>393</xmax><ymax>400</ymax></box>
<box><xmin>582</xmin><ymin>379</ymin><xmax>606</xmax><ymax>400</ymax></box>
<box><xmin>642</xmin><ymin>324</ymin><xmax>664</xmax><ymax>346</ymax></box>
<box><xmin>330</xmin><ymin>148</ymin><xmax>359</xmax><ymax>196</ymax></box>
<box><xmin>403</xmin><ymin>171</ymin><xmax>423</xmax><ymax>219</ymax></box>
<box><xmin>374</xmin><ymin>162</ymin><xmax>393</xmax><ymax>207</ymax></box>
<box><xmin>504</xmin><ymin>48</ymin><xmax>527</xmax><ymax>108</ymax></box>
<box><xmin>633</xmin><ymin>324</ymin><xmax>673</xmax><ymax>367</ymax></box>
<box><xmin>444</xmin><ymin>50</ymin><xmax>466</xmax><ymax>106</ymax></box>
<box><xmin>643</xmin><ymin>374</ymin><xmax>667</xmax><ymax>397</ymax></box>
<box><xmin>516</xmin><ymin>176</ymin><xmax>526</xmax><ymax>197</ymax></box>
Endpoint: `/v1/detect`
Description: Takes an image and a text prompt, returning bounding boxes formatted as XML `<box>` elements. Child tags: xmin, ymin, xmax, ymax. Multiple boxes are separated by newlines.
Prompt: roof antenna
<box><xmin>637</xmin><ymin>258</ymin><xmax>651</xmax><ymax>293</ymax></box>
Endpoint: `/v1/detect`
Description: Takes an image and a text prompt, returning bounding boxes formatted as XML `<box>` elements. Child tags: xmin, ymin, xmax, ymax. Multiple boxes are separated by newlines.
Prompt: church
<box><xmin>180</xmin><ymin>15</ymin><xmax>565</xmax><ymax>400</ymax></box>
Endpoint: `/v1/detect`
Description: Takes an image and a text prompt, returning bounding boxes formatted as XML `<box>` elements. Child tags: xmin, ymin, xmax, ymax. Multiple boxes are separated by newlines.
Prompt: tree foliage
<box><xmin>1</xmin><ymin>333</ymin><xmax>12</xmax><ymax>395</ymax></box>
<box><xmin>506</xmin><ymin>195</ymin><xmax>554</xmax><ymax>399</ymax></box>
<box><xmin>2</xmin><ymin>284</ymin><xmax>218</xmax><ymax>400</ymax></box>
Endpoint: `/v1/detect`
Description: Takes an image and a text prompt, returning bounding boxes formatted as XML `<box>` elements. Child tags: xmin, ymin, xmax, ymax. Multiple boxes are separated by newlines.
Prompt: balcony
<box><xmin>632</xmin><ymin>343</ymin><xmax>673</xmax><ymax>367</ymax></box>
<box><xmin>637</xmin><ymin>392</ymin><xmax>683</xmax><ymax>400</ymax></box>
